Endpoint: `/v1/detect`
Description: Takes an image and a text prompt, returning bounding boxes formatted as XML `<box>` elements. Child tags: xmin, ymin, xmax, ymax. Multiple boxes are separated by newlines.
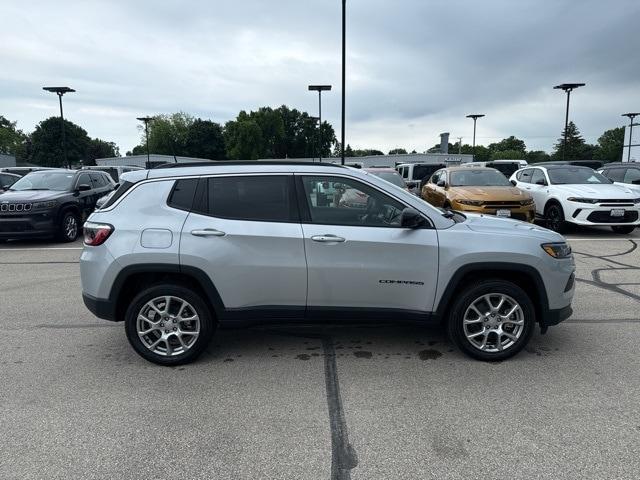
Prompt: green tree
<box><xmin>144</xmin><ymin>112</ymin><xmax>194</xmax><ymax>157</ymax></box>
<box><xmin>30</xmin><ymin>117</ymin><xmax>91</xmax><ymax>167</ymax></box>
<box><xmin>0</xmin><ymin>116</ymin><xmax>26</xmax><ymax>156</ymax></box>
<box><xmin>388</xmin><ymin>148</ymin><xmax>408</xmax><ymax>155</ymax></box>
<box><xmin>85</xmin><ymin>138</ymin><xmax>119</xmax><ymax>166</ymax></box>
<box><xmin>552</xmin><ymin>121</ymin><xmax>592</xmax><ymax>160</ymax></box>
<box><xmin>593</xmin><ymin>127</ymin><xmax>624</xmax><ymax>164</ymax></box>
<box><xmin>526</xmin><ymin>150</ymin><xmax>552</xmax><ymax>163</ymax></box>
<box><xmin>224</xmin><ymin>111</ymin><xmax>264</xmax><ymax>160</ymax></box>
<box><xmin>184</xmin><ymin>119</ymin><xmax>226</xmax><ymax>159</ymax></box>
<box><xmin>490</xmin><ymin>149</ymin><xmax>526</xmax><ymax>160</ymax></box>
<box><xmin>488</xmin><ymin>136</ymin><xmax>526</xmax><ymax>154</ymax></box>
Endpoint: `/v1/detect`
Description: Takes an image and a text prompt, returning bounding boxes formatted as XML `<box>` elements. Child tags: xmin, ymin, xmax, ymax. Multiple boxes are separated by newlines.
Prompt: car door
<box><xmin>422</xmin><ymin>170</ymin><xmax>443</xmax><ymax>205</ymax></box>
<box><xmin>74</xmin><ymin>173</ymin><xmax>94</xmax><ymax>220</ymax></box>
<box><xmin>528</xmin><ymin>169</ymin><xmax>550</xmax><ymax>214</ymax></box>
<box><xmin>296</xmin><ymin>174</ymin><xmax>438</xmax><ymax>314</ymax></box>
<box><xmin>180</xmin><ymin>174</ymin><xmax>307</xmax><ymax>312</ymax></box>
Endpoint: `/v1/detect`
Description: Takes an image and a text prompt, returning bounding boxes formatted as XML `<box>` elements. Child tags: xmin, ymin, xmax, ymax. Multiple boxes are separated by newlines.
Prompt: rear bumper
<box><xmin>82</xmin><ymin>292</ymin><xmax>117</xmax><ymax>321</ymax></box>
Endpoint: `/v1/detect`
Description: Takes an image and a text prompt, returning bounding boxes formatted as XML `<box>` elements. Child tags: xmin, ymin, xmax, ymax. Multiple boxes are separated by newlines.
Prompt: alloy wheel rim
<box><xmin>137</xmin><ymin>296</ymin><xmax>200</xmax><ymax>357</ymax></box>
<box><xmin>549</xmin><ymin>207</ymin><xmax>561</xmax><ymax>230</ymax></box>
<box><xmin>462</xmin><ymin>293</ymin><xmax>525</xmax><ymax>353</ymax></box>
<box><xmin>65</xmin><ymin>216</ymin><xmax>77</xmax><ymax>239</ymax></box>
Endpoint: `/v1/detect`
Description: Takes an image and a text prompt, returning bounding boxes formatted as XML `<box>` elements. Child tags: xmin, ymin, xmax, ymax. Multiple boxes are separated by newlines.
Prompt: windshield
<box><xmin>370</xmin><ymin>171</ymin><xmax>406</xmax><ymax>188</ymax></box>
<box><xmin>547</xmin><ymin>167</ymin><xmax>612</xmax><ymax>185</ymax></box>
<box><xmin>9</xmin><ymin>171</ymin><xmax>75</xmax><ymax>191</ymax></box>
<box><xmin>450</xmin><ymin>169</ymin><xmax>511</xmax><ymax>187</ymax></box>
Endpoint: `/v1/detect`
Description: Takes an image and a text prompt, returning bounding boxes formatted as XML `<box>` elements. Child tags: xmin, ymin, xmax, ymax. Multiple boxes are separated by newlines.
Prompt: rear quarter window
<box><xmin>167</xmin><ymin>178</ymin><xmax>199</xmax><ymax>211</ymax></box>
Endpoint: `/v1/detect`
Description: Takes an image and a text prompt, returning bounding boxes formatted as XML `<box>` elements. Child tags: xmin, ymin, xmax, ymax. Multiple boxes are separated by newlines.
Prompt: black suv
<box><xmin>0</xmin><ymin>169</ymin><xmax>115</xmax><ymax>242</ymax></box>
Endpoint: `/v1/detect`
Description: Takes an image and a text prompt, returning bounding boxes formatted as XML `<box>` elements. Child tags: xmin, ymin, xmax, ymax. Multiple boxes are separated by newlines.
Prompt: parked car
<box><xmin>80</xmin><ymin>161</ymin><xmax>575</xmax><ymax>365</ymax></box>
<box><xmin>0</xmin><ymin>169</ymin><xmax>115</xmax><ymax>242</ymax></box>
<box><xmin>510</xmin><ymin>165</ymin><xmax>640</xmax><ymax>234</ymax></box>
<box><xmin>0</xmin><ymin>172</ymin><xmax>20</xmax><ymax>192</ymax></box>
<box><xmin>597</xmin><ymin>162</ymin><xmax>640</xmax><ymax>194</ymax></box>
<box><xmin>0</xmin><ymin>166</ymin><xmax>55</xmax><ymax>177</ymax></box>
<box><xmin>531</xmin><ymin>160</ymin><xmax>604</xmax><ymax>170</ymax></box>
<box><xmin>338</xmin><ymin>167</ymin><xmax>409</xmax><ymax>208</ymax></box>
<box><xmin>421</xmin><ymin>167</ymin><xmax>535</xmax><ymax>222</ymax></box>
<box><xmin>81</xmin><ymin>165</ymin><xmax>143</xmax><ymax>184</ymax></box>
<box><xmin>396</xmin><ymin>163</ymin><xmax>446</xmax><ymax>194</ymax></box>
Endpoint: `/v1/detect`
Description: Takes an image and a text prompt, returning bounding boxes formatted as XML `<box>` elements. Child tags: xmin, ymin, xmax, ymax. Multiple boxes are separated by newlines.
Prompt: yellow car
<box><xmin>421</xmin><ymin>166</ymin><xmax>535</xmax><ymax>222</ymax></box>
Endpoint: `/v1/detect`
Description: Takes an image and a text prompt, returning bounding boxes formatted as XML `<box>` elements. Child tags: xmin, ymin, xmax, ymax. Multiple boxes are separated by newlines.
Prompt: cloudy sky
<box><xmin>1</xmin><ymin>0</ymin><xmax>638</xmax><ymax>154</ymax></box>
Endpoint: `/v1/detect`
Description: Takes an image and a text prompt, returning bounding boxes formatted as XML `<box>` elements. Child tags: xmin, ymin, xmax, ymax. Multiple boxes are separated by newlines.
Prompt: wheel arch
<box><xmin>434</xmin><ymin>262</ymin><xmax>549</xmax><ymax>326</ymax></box>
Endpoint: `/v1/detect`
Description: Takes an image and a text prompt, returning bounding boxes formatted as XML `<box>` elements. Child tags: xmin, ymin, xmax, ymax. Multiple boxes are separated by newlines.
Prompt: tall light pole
<box><xmin>622</xmin><ymin>113</ymin><xmax>640</xmax><ymax>162</ymax></box>
<box><xmin>43</xmin><ymin>86</ymin><xmax>75</xmax><ymax>168</ymax></box>
<box><xmin>456</xmin><ymin>137</ymin><xmax>463</xmax><ymax>154</ymax></box>
<box><xmin>308</xmin><ymin>116</ymin><xmax>319</xmax><ymax>161</ymax></box>
<box><xmin>554</xmin><ymin>83</ymin><xmax>585</xmax><ymax>160</ymax></box>
<box><xmin>136</xmin><ymin>116</ymin><xmax>153</xmax><ymax>169</ymax></box>
<box><xmin>466</xmin><ymin>114</ymin><xmax>484</xmax><ymax>161</ymax></box>
<box><xmin>308</xmin><ymin>85</ymin><xmax>331</xmax><ymax>162</ymax></box>
<box><xmin>341</xmin><ymin>0</ymin><xmax>346</xmax><ymax>165</ymax></box>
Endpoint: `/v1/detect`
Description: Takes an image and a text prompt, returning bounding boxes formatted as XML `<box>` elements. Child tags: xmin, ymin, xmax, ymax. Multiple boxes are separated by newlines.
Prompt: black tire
<box><xmin>545</xmin><ymin>203</ymin><xmax>568</xmax><ymax>233</ymax></box>
<box><xmin>611</xmin><ymin>225</ymin><xmax>635</xmax><ymax>234</ymax></box>
<box><xmin>124</xmin><ymin>284</ymin><xmax>216</xmax><ymax>366</ymax></box>
<box><xmin>447</xmin><ymin>279</ymin><xmax>536</xmax><ymax>361</ymax></box>
<box><xmin>57</xmin><ymin>210</ymin><xmax>80</xmax><ymax>242</ymax></box>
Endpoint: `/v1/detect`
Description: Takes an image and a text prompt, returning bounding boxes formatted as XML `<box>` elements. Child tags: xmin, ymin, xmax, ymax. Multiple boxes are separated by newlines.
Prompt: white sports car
<box><xmin>509</xmin><ymin>165</ymin><xmax>640</xmax><ymax>234</ymax></box>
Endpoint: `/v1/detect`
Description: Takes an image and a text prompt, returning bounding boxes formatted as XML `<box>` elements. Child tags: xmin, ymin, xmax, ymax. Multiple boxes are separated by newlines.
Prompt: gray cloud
<box><xmin>1</xmin><ymin>0</ymin><xmax>638</xmax><ymax>153</ymax></box>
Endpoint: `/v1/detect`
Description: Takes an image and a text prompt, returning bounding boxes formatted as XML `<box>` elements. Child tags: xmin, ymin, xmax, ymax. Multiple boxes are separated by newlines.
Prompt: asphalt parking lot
<box><xmin>1</xmin><ymin>227</ymin><xmax>639</xmax><ymax>480</ymax></box>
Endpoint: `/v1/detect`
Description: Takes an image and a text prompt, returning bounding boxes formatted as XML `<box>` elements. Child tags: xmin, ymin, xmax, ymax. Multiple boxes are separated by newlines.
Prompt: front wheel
<box><xmin>611</xmin><ymin>225</ymin><xmax>635</xmax><ymax>234</ymax></box>
<box><xmin>447</xmin><ymin>280</ymin><xmax>536</xmax><ymax>361</ymax></box>
<box><xmin>57</xmin><ymin>211</ymin><xmax>79</xmax><ymax>242</ymax></box>
<box><xmin>124</xmin><ymin>284</ymin><xmax>216</xmax><ymax>366</ymax></box>
<box><xmin>545</xmin><ymin>203</ymin><xmax>568</xmax><ymax>233</ymax></box>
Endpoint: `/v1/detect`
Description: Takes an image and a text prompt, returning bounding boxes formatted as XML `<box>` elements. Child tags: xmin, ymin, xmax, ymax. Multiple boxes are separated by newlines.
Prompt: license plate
<box><xmin>610</xmin><ymin>209</ymin><xmax>625</xmax><ymax>217</ymax></box>
<box><xmin>496</xmin><ymin>209</ymin><xmax>511</xmax><ymax>217</ymax></box>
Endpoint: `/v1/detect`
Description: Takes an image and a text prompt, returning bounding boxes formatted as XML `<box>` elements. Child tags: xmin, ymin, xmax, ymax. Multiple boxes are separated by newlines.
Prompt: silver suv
<box><xmin>80</xmin><ymin>162</ymin><xmax>575</xmax><ymax>365</ymax></box>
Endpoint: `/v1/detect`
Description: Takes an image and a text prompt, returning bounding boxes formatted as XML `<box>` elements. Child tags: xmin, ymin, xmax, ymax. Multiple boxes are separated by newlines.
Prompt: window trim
<box><xmin>295</xmin><ymin>173</ymin><xmax>433</xmax><ymax>229</ymax></box>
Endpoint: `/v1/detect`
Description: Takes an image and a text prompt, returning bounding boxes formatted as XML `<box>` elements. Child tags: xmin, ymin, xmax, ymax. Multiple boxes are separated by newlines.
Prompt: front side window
<box><xmin>601</xmin><ymin>168</ymin><xmax>625</xmax><ymax>182</ymax></box>
<box><xmin>196</xmin><ymin>175</ymin><xmax>296</xmax><ymax>222</ymax></box>
<box><xmin>9</xmin><ymin>171</ymin><xmax>75</xmax><ymax>191</ymax></box>
<box><xmin>530</xmin><ymin>169</ymin><xmax>547</xmax><ymax>185</ymax></box>
<box><xmin>517</xmin><ymin>169</ymin><xmax>533</xmax><ymax>183</ymax></box>
<box><xmin>623</xmin><ymin>168</ymin><xmax>640</xmax><ymax>185</ymax></box>
<box><xmin>301</xmin><ymin>176</ymin><xmax>406</xmax><ymax>227</ymax></box>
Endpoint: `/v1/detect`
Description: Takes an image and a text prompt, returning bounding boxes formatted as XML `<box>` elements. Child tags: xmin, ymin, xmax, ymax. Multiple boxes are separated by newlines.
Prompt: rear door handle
<box><xmin>191</xmin><ymin>228</ymin><xmax>226</xmax><ymax>237</ymax></box>
<box><xmin>311</xmin><ymin>234</ymin><xmax>346</xmax><ymax>243</ymax></box>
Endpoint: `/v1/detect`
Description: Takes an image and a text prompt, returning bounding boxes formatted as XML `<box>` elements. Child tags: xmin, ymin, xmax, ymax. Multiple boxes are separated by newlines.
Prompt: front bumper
<box><xmin>566</xmin><ymin>204</ymin><xmax>640</xmax><ymax>226</ymax></box>
<box><xmin>0</xmin><ymin>212</ymin><xmax>57</xmax><ymax>238</ymax></box>
<box><xmin>541</xmin><ymin>304</ymin><xmax>573</xmax><ymax>328</ymax></box>
<box><xmin>452</xmin><ymin>203</ymin><xmax>535</xmax><ymax>222</ymax></box>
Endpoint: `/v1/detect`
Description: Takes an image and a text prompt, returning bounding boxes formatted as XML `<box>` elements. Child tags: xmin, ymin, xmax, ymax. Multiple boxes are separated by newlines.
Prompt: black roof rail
<box><xmin>153</xmin><ymin>161</ymin><xmax>345</xmax><ymax>169</ymax></box>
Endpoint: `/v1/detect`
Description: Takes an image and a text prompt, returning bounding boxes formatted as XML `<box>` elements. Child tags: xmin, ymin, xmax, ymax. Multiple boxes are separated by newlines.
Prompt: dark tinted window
<box><xmin>530</xmin><ymin>169</ymin><xmax>547</xmax><ymax>185</ymax></box>
<box><xmin>167</xmin><ymin>178</ymin><xmax>199</xmax><ymax>211</ymax></box>
<box><xmin>199</xmin><ymin>175</ymin><xmax>295</xmax><ymax>222</ymax></box>
<box><xmin>601</xmin><ymin>168</ymin><xmax>625</xmax><ymax>182</ymax></box>
<box><xmin>77</xmin><ymin>173</ymin><xmax>91</xmax><ymax>188</ymax></box>
<box><xmin>517</xmin><ymin>169</ymin><xmax>533</xmax><ymax>183</ymax></box>
<box><xmin>89</xmin><ymin>173</ymin><xmax>104</xmax><ymax>188</ymax></box>
<box><xmin>414</xmin><ymin>164</ymin><xmax>444</xmax><ymax>180</ymax></box>
<box><xmin>624</xmin><ymin>168</ymin><xmax>640</xmax><ymax>184</ymax></box>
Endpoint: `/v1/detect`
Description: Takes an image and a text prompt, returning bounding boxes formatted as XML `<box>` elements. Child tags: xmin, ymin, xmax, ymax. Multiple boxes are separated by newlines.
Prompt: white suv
<box><xmin>510</xmin><ymin>165</ymin><xmax>640</xmax><ymax>234</ymax></box>
<box><xmin>80</xmin><ymin>162</ymin><xmax>575</xmax><ymax>365</ymax></box>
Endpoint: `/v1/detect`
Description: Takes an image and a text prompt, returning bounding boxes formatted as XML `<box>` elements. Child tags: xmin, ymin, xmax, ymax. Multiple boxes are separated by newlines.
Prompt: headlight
<box><xmin>520</xmin><ymin>198</ymin><xmax>534</xmax><ymax>206</ymax></box>
<box><xmin>567</xmin><ymin>197</ymin><xmax>599</xmax><ymax>204</ymax></box>
<box><xmin>32</xmin><ymin>200</ymin><xmax>57</xmax><ymax>210</ymax></box>
<box><xmin>541</xmin><ymin>242</ymin><xmax>572</xmax><ymax>259</ymax></box>
<box><xmin>458</xmin><ymin>199</ymin><xmax>484</xmax><ymax>206</ymax></box>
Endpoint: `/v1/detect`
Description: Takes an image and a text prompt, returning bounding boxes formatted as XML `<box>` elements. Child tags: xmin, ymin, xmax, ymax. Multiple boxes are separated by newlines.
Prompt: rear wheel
<box><xmin>545</xmin><ymin>203</ymin><xmax>568</xmax><ymax>233</ymax></box>
<box><xmin>124</xmin><ymin>284</ymin><xmax>215</xmax><ymax>366</ymax></box>
<box><xmin>611</xmin><ymin>225</ymin><xmax>635</xmax><ymax>234</ymax></box>
<box><xmin>57</xmin><ymin>211</ymin><xmax>79</xmax><ymax>242</ymax></box>
<box><xmin>447</xmin><ymin>280</ymin><xmax>536</xmax><ymax>361</ymax></box>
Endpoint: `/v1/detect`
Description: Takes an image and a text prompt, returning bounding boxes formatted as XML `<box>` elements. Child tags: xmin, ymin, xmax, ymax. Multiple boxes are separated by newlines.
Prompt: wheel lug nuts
<box><xmin>160</xmin><ymin>323</ymin><xmax>164</xmax><ymax>327</ymax></box>
<box><xmin>173</xmin><ymin>319</ymin><xmax>177</xmax><ymax>323</ymax></box>
<box><xmin>164</xmin><ymin>329</ymin><xmax>169</xmax><ymax>334</ymax></box>
<box><xmin>173</xmin><ymin>327</ymin><xmax>177</xmax><ymax>331</ymax></box>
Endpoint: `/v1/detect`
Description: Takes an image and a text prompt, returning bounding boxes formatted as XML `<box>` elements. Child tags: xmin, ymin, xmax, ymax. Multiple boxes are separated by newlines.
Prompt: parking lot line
<box><xmin>0</xmin><ymin>247</ymin><xmax>83</xmax><ymax>251</ymax></box>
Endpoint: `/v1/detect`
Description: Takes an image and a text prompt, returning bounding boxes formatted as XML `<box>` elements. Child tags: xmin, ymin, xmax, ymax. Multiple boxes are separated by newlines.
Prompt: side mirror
<box><xmin>77</xmin><ymin>184</ymin><xmax>91</xmax><ymax>192</ymax></box>
<box><xmin>400</xmin><ymin>207</ymin><xmax>427</xmax><ymax>229</ymax></box>
<box><xmin>510</xmin><ymin>179</ymin><xmax>517</xmax><ymax>186</ymax></box>
<box><xmin>437</xmin><ymin>180</ymin><xmax>446</xmax><ymax>188</ymax></box>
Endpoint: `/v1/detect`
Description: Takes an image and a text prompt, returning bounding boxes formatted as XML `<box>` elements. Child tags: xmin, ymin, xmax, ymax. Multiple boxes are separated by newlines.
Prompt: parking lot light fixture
<box><xmin>136</xmin><ymin>116</ymin><xmax>153</xmax><ymax>169</ymax></box>
<box><xmin>622</xmin><ymin>113</ymin><xmax>640</xmax><ymax>162</ymax></box>
<box><xmin>42</xmin><ymin>86</ymin><xmax>76</xmax><ymax>168</ymax></box>
<box><xmin>554</xmin><ymin>83</ymin><xmax>586</xmax><ymax>160</ymax></box>
<box><xmin>309</xmin><ymin>85</ymin><xmax>332</xmax><ymax>162</ymax></box>
<box><xmin>466</xmin><ymin>114</ymin><xmax>485</xmax><ymax>161</ymax></box>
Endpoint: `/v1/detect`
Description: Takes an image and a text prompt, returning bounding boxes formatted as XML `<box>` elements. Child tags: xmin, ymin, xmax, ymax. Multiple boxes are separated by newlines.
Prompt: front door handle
<box><xmin>191</xmin><ymin>228</ymin><xmax>226</xmax><ymax>237</ymax></box>
<box><xmin>311</xmin><ymin>234</ymin><xmax>346</xmax><ymax>243</ymax></box>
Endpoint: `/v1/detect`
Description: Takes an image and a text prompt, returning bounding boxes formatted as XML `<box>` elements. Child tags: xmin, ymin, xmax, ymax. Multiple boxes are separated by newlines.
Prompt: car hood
<box><xmin>458</xmin><ymin>212</ymin><xmax>564</xmax><ymax>242</ymax></box>
<box><xmin>553</xmin><ymin>183</ymin><xmax>637</xmax><ymax>198</ymax></box>
<box><xmin>450</xmin><ymin>186</ymin><xmax>531</xmax><ymax>201</ymax></box>
<box><xmin>0</xmin><ymin>190</ymin><xmax>68</xmax><ymax>202</ymax></box>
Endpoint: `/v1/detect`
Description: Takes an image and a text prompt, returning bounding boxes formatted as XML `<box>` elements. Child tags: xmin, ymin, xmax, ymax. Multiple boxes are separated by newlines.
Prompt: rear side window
<box><xmin>195</xmin><ymin>175</ymin><xmax>296</xmax><ymax>222</ymax></box>
<box><xmin>167</xmin><ymin>178</ymin><xmax>198</xmax><ymax>211</ymax></box>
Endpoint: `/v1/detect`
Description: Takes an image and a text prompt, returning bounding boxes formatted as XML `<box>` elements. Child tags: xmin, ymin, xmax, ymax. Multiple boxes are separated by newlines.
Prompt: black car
<box><xmin>0</xmin><ymin>169</ymin><xmax>115</xmax><ymax>242</ymax></box>
<box><xmin>0</xmin><ymin>172</ymin><xmax>20</xmax><ymax>192</ymax></box>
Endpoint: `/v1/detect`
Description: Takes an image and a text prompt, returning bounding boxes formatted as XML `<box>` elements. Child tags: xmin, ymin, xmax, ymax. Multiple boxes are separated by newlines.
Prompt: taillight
<box><xmin>84</xmin><ymin>222</ymin><xmax>114</xmax><ymax>246</ymax></box>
